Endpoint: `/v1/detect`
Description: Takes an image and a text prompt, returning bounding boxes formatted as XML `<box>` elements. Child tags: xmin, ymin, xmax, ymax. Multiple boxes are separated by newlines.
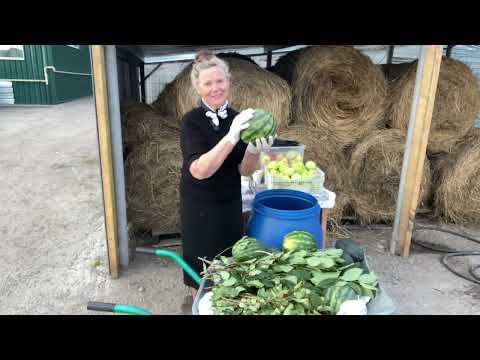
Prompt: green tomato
<box><xmin>261</xmin><ymin>154</ymin><xmax>271</xmax><ymax>165</ymax></box>
<box><xmin>278</xmin><ymin>164</ymin><xmax>288</xmax><ymax>174</ymax></box>
<box><xmin>267</xmin><ymin>161</ymin><xmax>278</xmax><ymax>171</ymax></box>
<box><xmin>284</xmin><ymin>167</ymin><xmax>295</xmax><ymax>177</ymax></box>
<box><xmin>305</xmin><ymin>161</ymin><xmax>317</xmax><ymax>171</ymax></box>
<box><xmin>292</xmin><ymin>163</ymin><xmax>305</xmax><ymax>173</ymax></box>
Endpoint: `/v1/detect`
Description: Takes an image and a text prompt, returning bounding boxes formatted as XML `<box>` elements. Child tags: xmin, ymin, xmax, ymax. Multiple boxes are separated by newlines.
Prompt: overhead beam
<box><xmin>390</xmin><ymin>45</ymin><xmax>443</xmax><ymax>258</ymax></box>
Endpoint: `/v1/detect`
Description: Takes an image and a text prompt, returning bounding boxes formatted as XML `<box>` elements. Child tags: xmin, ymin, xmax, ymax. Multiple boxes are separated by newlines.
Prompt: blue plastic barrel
<box><xmin>246</xmin><ymin>189</ymin><xmax>323</xmax><ymax>250</ymax></box>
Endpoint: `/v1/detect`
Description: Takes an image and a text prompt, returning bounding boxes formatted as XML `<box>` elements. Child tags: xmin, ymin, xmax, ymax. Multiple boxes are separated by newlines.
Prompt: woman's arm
<box><xmin>239</xmin><ymin>151</ymin><xmax>260</xmax><ymax>177</ymax></box>
<box><xmin>239</xmin><ymin>136</ymin><xmax>275</xmax><ymax>177</ymax></box>
<box><xmin>190</xmin><ymin>137</ymin><xmax>234</xmax><ymax>180</ymax></box>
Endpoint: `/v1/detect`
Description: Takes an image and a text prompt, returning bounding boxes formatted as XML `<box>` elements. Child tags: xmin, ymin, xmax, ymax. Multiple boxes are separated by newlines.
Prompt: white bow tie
<box><xmin>204</xmin><ymin>101</ymin><xmax>228</xmax><ymax>127</ymax></box>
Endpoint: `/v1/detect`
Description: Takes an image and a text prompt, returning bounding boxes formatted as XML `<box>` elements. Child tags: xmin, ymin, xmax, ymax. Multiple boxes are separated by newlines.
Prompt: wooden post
<box><xmin>91</xmin><ymin>45</ymin><xmax>120</xmax><ymax>278</ymax></box>
<box><xmin>321</xmin><ymin>209</ymin><xmax>329</xmax><ymax>249</ymax></box>
<box><xmin>390</xmin><ymin>45</ymin><xmax>443</xmax><ymax>258</ymax></box>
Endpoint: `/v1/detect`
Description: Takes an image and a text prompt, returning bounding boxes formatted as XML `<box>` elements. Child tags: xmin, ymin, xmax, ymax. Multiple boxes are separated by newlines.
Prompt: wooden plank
<box><xmin>391</xmin><ymin>45</ymin><xmax>443</xmax><ymax>258</ymax></box>
<box><xmin>91</xmin><ymin>45</ymin><xmax>120</xmax><ymax>278</ymax></box>
<box><xmin>321</xmin><ymin>209</ymin><xmax>329</xmax><ymax>249</ymax></box>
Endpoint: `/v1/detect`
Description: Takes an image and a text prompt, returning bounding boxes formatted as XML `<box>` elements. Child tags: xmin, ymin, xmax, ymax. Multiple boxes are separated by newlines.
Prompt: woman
<box><xmin>180</xmin><ymin>51</ymin><xmax>275</xmax><ymax>298</ymax></box>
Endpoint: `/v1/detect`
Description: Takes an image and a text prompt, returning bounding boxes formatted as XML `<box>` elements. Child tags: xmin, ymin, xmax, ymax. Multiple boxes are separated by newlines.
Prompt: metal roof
<box><xmin>117</xmin><ymin>45</ymin><xmax>294</xmax><ymax>63</ymax></box>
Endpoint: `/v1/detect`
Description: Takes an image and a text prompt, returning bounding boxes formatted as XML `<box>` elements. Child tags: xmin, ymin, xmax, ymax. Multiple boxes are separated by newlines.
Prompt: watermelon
<box><xmin>282</xmin><ymin>231</ymin><xmax>317</xmax><ymax>252</ymax></box>
<box><xmin>325</xmin><ymin>283</ymin><xmax>359</xmax><ymax>314</ymax></box>
<box><xmin>232</xmin><ymin>236</ymin><xmax>264</xmax><ymax>262</ymax></box>
<box><xmin>240</xmin><ymin>108</ymin><xmax>277</xmax><ymax>144</ymax></box>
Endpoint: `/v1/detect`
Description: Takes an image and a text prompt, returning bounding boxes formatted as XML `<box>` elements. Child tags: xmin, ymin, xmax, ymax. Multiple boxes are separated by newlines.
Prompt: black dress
<box><xmin>180</xmin><ymin>105</ymin><xmax>247</xmax><ymax>288</ymax></box>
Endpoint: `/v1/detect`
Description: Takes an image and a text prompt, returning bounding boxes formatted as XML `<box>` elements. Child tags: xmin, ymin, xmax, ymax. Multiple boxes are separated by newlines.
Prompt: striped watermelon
<box><xmin>232</xmin><ymin>236</ymin><xmax>264</xmax><ymax>262</ymax></box>
<box><xmin>282</xmin><ymin>231</ymin><xmax>317</xmax><ymax>252</ymax></box>
<box><xmin>240</xmin><ymin>108</ymin><xmax>277</xmax><ymax>144</ymax></box>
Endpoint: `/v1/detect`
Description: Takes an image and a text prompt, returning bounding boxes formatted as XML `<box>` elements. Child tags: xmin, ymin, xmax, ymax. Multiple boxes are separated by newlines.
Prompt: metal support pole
<box><xmin>267</xmin><ymin>51</ymin><xmax>273</xmax><ymax>68</ymax></box>
<box><xmin>446</xmin><ymin>45</ymin><xmax>454</xmax><ymax>58</ymax></box>
<box><xmin>387</xmin><ymin>45</ymin><xmax>395</xmax><ymax>64</ymax></box>
<box><xmin>105</xmin><ymin>45</ymin><xmax>130</xmax><ymax>268</ymax></box>
<box><xmin>140</xmin><ymin>62</ymin><xmax>146</xmax><ymax>103</ymax></box>
<box><xmin>144</xmin><ymin>63</ymin><xmax>162</xmax><ymax>82</ymax></box>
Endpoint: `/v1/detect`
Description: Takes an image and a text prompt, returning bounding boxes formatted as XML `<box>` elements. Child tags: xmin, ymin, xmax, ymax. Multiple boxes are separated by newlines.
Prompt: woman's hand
<box><xmin>225</xmin><ymin>108</ymin><xmax>254</xmax><ymax>145</ymax></box>
<box><xmin>246</xmin><ymin>135</ymin><xmax>275</xmax><ymax>154</ymax></box>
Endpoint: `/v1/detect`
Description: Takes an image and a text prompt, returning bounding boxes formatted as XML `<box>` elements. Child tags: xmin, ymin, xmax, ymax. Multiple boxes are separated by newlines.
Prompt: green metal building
<box><xmin>0</xmin><ymin>45</ymin><xmax>93</xmax><ymax>105</ymax></box>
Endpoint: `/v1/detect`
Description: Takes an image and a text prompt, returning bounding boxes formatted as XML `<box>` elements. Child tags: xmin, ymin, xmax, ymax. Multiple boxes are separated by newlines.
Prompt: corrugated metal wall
<box><xmin>0</xmin><ymin>45</ymin><xmax>53</xmax><ymax>104</ymax></box>
<box><xmin>50</xmin><ymin>45</ymin><xmax>93</xmax><ymax>104</ymax></box>
<box><xmin>451</xmin><ymin>45</ymin><xmax>480</xmax><ymax>127</ymax></box>
<box><xmin>0</xmin><ymin>45</ymin><xmax>93</xmax><ymax>105</ymax></box>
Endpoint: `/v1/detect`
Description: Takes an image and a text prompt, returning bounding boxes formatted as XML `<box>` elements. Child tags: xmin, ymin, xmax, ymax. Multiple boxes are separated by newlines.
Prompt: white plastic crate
<box><xmin>264</xmin><ymin>167</ymin><xmax>325</xmax><ymax>194</ymax></box>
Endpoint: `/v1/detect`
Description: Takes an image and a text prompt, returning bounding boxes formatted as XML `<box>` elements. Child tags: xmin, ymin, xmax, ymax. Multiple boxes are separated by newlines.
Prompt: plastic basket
<box><xmin>264</xmin><ymin>167</ymin><xmax>325</xmax><ymax>194</ymax></box>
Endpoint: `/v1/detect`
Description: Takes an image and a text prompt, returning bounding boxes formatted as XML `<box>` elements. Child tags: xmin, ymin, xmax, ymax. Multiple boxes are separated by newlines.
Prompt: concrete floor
<box><xmin>0</xmin><ymin>97</ymin><xmax>479</xmax><ymax>315</ymax></box>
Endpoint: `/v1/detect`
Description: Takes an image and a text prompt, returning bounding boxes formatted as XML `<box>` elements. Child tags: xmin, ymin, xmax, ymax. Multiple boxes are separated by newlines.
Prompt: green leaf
<box><xmin>309</xmin><ymin>293</ymin><xmax>325</xmax><ymax>309</ymax></box>
<box><xmin>291</xmin><ymin>269</ymin><xmax>312</xmax><ymax>281</ymax></box>
<box><xmin>289</xmin><ymin>257</ymin><xmax>307</xmax><ymax>265</ymax></box>
<box><xmin>306</xmin><ymin>257</ymin><xmax>324</xmax><ymax>267</ymax></box>
<box><xmin>223</xmin><ymin>277</ymin><xmax>237</xmax><ymax>287</ymax></box>
<box><xmin>280</xmin><ymin>252</ymin><xmax>292</xmax><ymax>261</ymax></box>
<box><xmin>246</xmin><ymin>280</ymin><xmax>264</xmax><ymax>288</ymax></box>
<box><xmin>338</xmin><ymin>263</ymin><xmax>357</xmax><ymax>272</ymax></box>
<box><xmin>361</xmin><ymin>287</ymin><xmax>374</xmax><ymax>298</ymax></box>
<box><xmin>273</xmin><ymin>265</ymin><xmax>294</xmax><ymax>273</ymax></box>
<box><xmin>347</xmin><ymin>282</ymin><xmax>363</xmax><ymax>295</ymax></box>
<box><xmin>220</xmin><ymin>256</ymin><xmax>232</xmax><ymax>265</ymax></box>
<box><xmin>325</xmin><ymin>248</ymin><xmax>344</xmax><ymax>258</ymax></box>
<box><xmin>294</xmin><ymin>297</ymin><xmax>310</xmax><ymax>308</ymax></box>
<box><xmin>283</xmin><ymin>304</ymin><xmax>294</xmax><ymax>315</ymax></box>
<box><xmin>293</xmin><ymin>250</ymin><xmax>308</xmax><ymax>258</ymax></box>
<box><xmin>359</xmin><ymin>282</ymin><xmax>378</xmax><ymax>291</ymax></box>
<box><xmin>359</xmin><ymin>273</ymin><xmax>378</xmax><ymax>285</ymax></box>
<box><xmin>317</xmin><ymin>256</ymin><xmax>336</xmax><ymax>270</ymax></box>
<box><xmin>340</xmin><ymin>268</ymin><xmax>363</xmax><ymax>282</ymax></box>
<box><xmin>220</xmin><ymin>271</ymin><xmax>230</xmax><ymax>281</ymax></box>
<box><xmin>283</xmin><ymin>275</ymin><xmax>298</xmax><ymax>285</ymax></box>
<box><xmin>310</xmin><ymin>271</ymin><xmax>340</xmax><ymax>287</ymax></box>
<box><xmin>248</xmin><ymin>269</ymin><xmax>262</xmax><ymax>277</ymax></box>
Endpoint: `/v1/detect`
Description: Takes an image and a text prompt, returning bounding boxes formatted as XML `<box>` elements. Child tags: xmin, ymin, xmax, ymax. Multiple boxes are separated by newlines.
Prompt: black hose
<box><xmin>440</xmin><ymin>252</ymin><xmax>480</xmax><ymax>284</ymax></box>
<box><xmin>412</xmin><ymin>224</ymin><xmax>480</xmax><ymax>284</ymax></box>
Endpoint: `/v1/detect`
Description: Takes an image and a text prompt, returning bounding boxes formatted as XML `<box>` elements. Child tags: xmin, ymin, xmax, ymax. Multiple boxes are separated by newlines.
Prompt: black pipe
<box><xmin>87</xmin><ymin>302</ymin><xmax>116</xmax><ymax>313</ymax></box>
<box><xmin>135</xmin><ymin>247</ymin><xmax>157</xmax><ymax>255</ymax></box>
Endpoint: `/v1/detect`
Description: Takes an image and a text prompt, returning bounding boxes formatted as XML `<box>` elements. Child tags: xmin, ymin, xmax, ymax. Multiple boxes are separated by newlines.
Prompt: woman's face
<box><xmin>196</xmin><ymin>66</ymin><xmax>230</xmax><ymax>110</ymax></box>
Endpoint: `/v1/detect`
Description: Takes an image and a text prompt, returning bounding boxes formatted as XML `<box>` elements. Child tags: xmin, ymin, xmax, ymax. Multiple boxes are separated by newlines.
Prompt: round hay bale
<box><xmin>278</xmin><ymin>125</ymin><xmax>350</xmax><ymax>222</ymax></box>
<box><xmin>290</xmin><ymin>45</ymin><xmax>388</xmax><ymax>147</ymax></box>
<box><xmin>268</xmin><ymin>49</ymin><xmax>303</xmax><ymax>84</ymax></box>
<box><xmin>152</xmin><ymin>57</ymin><xmax>292</xmax><ymax>131</ymax></box>
<box><xmin>124</xmin><ymin>128</ymin><xmax>182</xmax><ymax>233</ymax></box>
<box><xmin>388</xmin><ymin>57</ymin><xmax>480</xmax><ymax>155</ymax></box>
<box><xmin>349</xmin><ymin>129</ymin><xmax>432</xmax><ymax>225</ymax></box>
<box><xmin>380</xmin><ymin>62</ymin><xmax>413</xmax><ymax>83</ymax></box>
<box><xmin>120</xmin><ymin>103</ymin><xmax>154</xmax><ymax>147</ymax></box>
<box><xmin>121</xmin><ymin>103</ymin><xmax>178</xmax><ymax>151</ymax></box>
<box><xmin>434</xmin><ymin>128</ymin><xmax>480</xmax><ymax>224</ymax></box>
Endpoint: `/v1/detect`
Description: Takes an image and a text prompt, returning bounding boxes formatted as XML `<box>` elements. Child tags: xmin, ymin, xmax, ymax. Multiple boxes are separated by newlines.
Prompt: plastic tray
<box><xmin>264</xmin><ymin>167</ymin><xmax>325</xmax><ymax>194</ymax></box>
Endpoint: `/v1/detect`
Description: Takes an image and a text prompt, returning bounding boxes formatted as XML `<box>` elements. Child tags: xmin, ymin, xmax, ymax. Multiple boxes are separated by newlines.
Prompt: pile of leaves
<box><xmin>201</xmin><ymin>248</ymin><xmax>379</xmax><ymax>315</ymax></box>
